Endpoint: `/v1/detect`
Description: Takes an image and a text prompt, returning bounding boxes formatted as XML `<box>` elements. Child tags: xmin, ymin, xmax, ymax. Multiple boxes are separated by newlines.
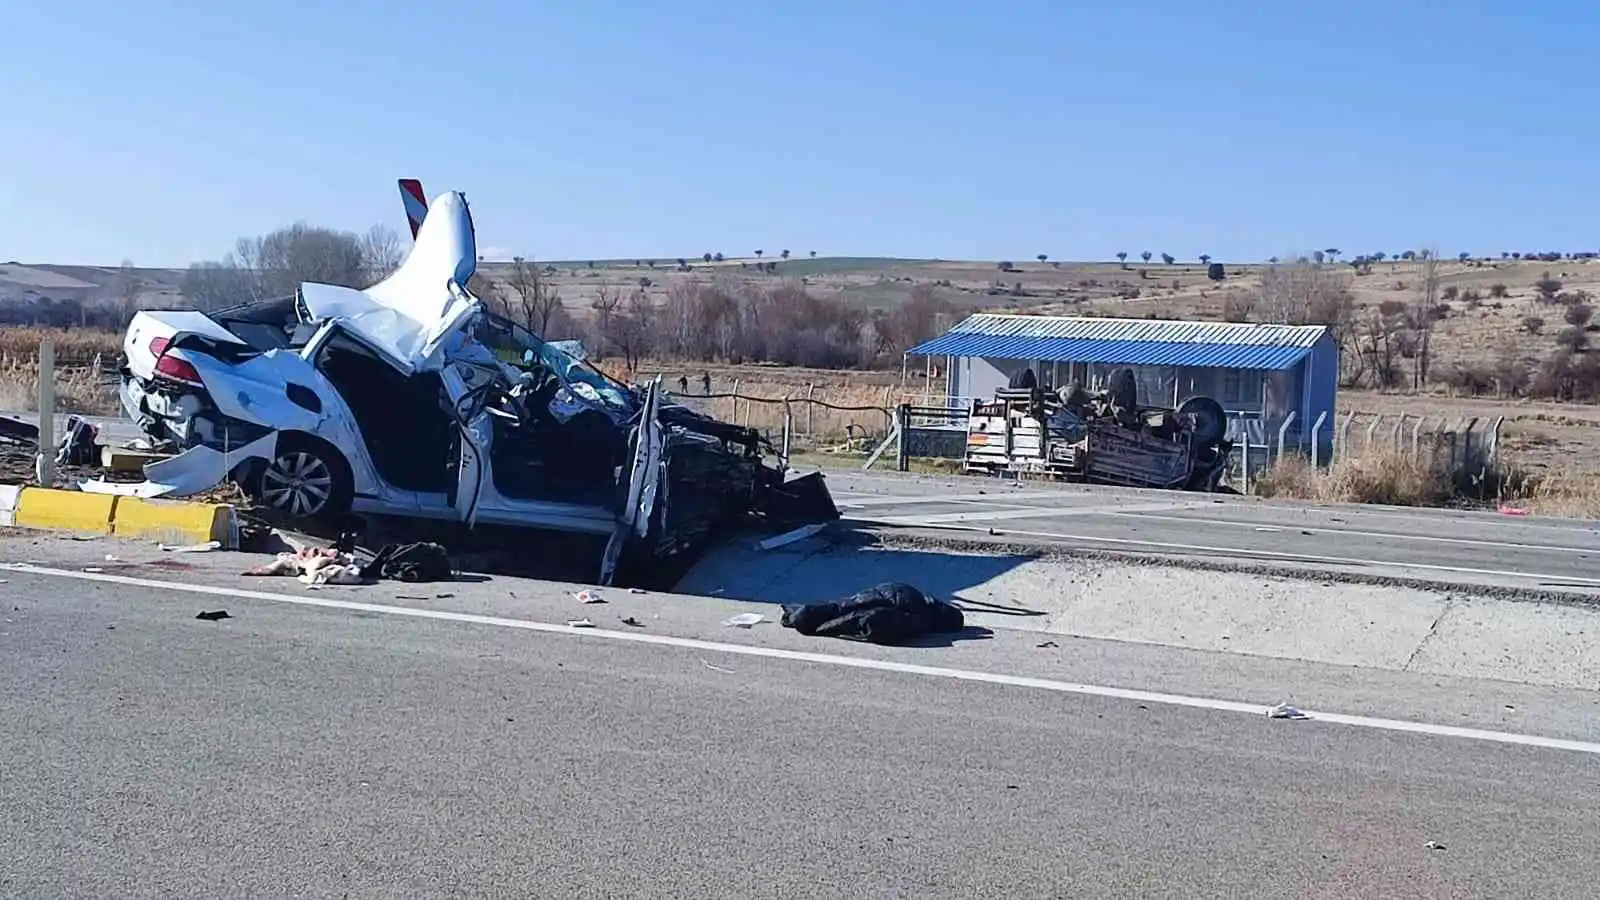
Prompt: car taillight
<box><xmin>153</xmin><ymin>351</ymin><xmax>204</xmax><ymax>386</ymax></box>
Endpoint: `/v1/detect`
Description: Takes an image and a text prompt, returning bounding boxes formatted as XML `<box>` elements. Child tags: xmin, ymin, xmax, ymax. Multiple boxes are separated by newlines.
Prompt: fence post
<box><xmin>1412</xmin><ymin>416</ymin><xmax>1428</xmax><ymax>455</ymax></box>
<box><xmin>781</xmin><ymin>398</ymin><xmax>793</xmax><ymax>468</ymax></box>
<box><xmin>1364</xmin><ymin>415</ymin><xmax>1382</xmax><ymax>451</ymax></box>
<box><xmin>731</xmin><ymin>378</ymin><xmax>741</xmax><ymax>425</ymax></box>
<box><xmin>1444</xmin><ymin>417</ymin><xmax>1464</xmax><ymax>470</ymax></box>
<box><xmin>1276</xmin><ymin>411</ymin><xmax>1297</xmax><ymax>463</ymax></box>
<box><xmin>895</xmin><ymin>404</ymin><xmax>910</xmax><ymax>472</ymax></box>
<box><xmin>1338</xmin><ymin>411</ymin><xmax>1355</xmax><ymax>458</ymax></box>
<box><xmin>805</xmin><ymin>382</ymin><xmax>815</xmax><ymax>435</ymax></box>
<box><xmin>1463</xmin><ymin>417</ymin><xmax>1480</xmax><ymax>472</ymax></box>
<box><xmin>36</xmin><ymin>340</ymin><xmax>55</xmax><ymax>486</ymax></box>
<box><xmin>1390</xmin><ymin>415</ymin><xmax>1405</xmax><ymax>448</ymax></box>
<box><xmin>1310</xmin><ymin>410</ymin><xmax>1328</xmax><ymax>467</ymax></box>
<box><xmin>1241</xmin><ymin>432</ymin><xmax>1251</xmax><ymax>493</ymax></box>
<box><xmin>1488</xmin><ymin>415</ymin><xmax>1504</xmax><ymax>466</ymax></box>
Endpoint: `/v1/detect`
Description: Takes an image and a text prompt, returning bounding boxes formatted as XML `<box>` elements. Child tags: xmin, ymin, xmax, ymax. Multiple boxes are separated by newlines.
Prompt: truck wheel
<box><xmin>1176</xmin><ymin>396</ymin><xmax>1227</xmax><ymax>447</ymax></box>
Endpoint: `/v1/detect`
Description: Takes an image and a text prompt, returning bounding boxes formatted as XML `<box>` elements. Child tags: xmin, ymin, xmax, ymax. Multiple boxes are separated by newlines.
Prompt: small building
<box><xmin>906</xmin><ymin>313</ymin><xmax>1339</xmax><ymax>456</ymax></box>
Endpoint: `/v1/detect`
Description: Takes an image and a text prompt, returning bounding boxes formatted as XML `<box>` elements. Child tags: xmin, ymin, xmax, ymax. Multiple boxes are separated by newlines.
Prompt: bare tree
<box><xmin>1115</xmin><ymin>252</ymin><xmax>1128</xmax><ymax>266</ymax></box>
<box><xmin>1258</xmin><ymin>257</ymin><xmax>1361</xmax><ymax>384</ymax></box>
<box><xmin>504</xmin><ymin>256</ymin><xmax>564</xmax><ymax>337</ymax></box>
<box><xmin>360</xmin><ymin>224</ymin><xmax>404</xmax><ymax>283</ymax></box>
<box><xmin>1411</xmin><ymin>250</ymin><xmax>1439</xmax><ymax>387</ymax></box>
<box><xmin>110</xmin><ymin>259</ymin><xmax>142</xmax><ymax>327</ymax></box>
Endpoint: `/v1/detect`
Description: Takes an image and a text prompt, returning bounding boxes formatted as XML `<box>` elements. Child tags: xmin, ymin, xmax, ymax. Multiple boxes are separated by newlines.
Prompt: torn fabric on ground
<box><xmin>244</xmin><ymin>548</ymin><xmax>364</xmax><ymax>585</ymax></box>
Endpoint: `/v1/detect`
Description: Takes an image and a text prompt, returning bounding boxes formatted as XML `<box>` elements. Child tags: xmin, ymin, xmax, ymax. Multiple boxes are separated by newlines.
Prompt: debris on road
<box><xmin>780</xmin><ymin>582</ymin><xmax>965</xmax><ymax>645</ymax></box>
<box><xmin>244</xmin><ymin>547</ymin><xmax>363</xmax><ymax>585</ymax></box>
<box><xmin>575</xmin><ymin>589</ymin><xmax>606</xmax><ymax>604</ymax></box>
<box><xmin>1036</xmin><ymin>640</ymin><xmax>1059</xmax><ymax>648</ymax></box>
<box><xmin>620</xmin><ymin>616</ymin><xmax>643</xmax><ymax>627</ymax></box>
<box><xmin>1425</xmin><ymin>841</ymin><xmax>1447</xmax><ymax>851</ymax></box>
<box><xmin>566</xmin><ymin>618</ymin><xmax>596</xmax><ymax>628</ymax></box>
<box><xmin>161</xmin><ymin>540</ymin><xmax>221</xmax><ymax>553</ymax></box>
<box><xmin>359</xmin><ymin>542</ymin><xmax>453</xmax><ymax>583</ymax></box>
<box><xmin>723</xmin><ymin>612</ymin><xmax>766</xmax><ymax>628</ymax></box>
<box><xmin>195</xmin><ymin>610</ymin><xmax>232</xmax><ymax>621</ymax></box>
<box><xmin>757</xmin><ymin>522</ymin><xmax>827</xmax><ymax>551</ymax></box>
<box><xmin>55</xmin><ymin>416</ymin><xmax>100</xmax><ymax>467</ymax></box>
<box><xmin>0</xmin><ymin>416</ymin><xmax>40</xmax><ymax>445</ymax></box>
<box><xmin>1266</xmin><ymin>702</ymin><xmax>1309</xmax><ymax>720</ymax></box>
<box><xmin>701</xmin><ymin>659</ymin><xmax>735</xmax><ymax>674</ymax></box>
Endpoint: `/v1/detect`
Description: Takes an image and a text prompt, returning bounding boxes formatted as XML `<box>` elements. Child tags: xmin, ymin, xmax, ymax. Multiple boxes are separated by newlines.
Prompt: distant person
<box><xmin>677</xmin><ymin>374</ymin><xmax>689</xmax><ymax>395</ymax></box>
<box><xmin>1008</xmin><ymin>367</ymin><xmax>1038</xmax><ymax>390</ymax></box>
<box><xmin>700</xmin><ymin>371</ymin><xmax>712</xmax><ymax>395</ymax></box>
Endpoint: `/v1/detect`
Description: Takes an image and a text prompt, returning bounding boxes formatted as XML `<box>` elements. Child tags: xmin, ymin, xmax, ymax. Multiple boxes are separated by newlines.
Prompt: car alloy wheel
<box><xmin>260</xmin><ymin>450</ymin><xmax>336</xmax><ymax>517</ymax></box>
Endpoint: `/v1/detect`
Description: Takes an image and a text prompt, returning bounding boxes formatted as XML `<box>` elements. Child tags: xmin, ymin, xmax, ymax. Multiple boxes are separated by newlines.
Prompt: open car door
<box><xmin>598</xmin><ymin>379</ymin><xmax>667</xmax><ymax>585</ymax></box>
<box><xmin>438</xmin><ymin>358</ymin><xmax>500</xmax><ymax>527</ymax></box>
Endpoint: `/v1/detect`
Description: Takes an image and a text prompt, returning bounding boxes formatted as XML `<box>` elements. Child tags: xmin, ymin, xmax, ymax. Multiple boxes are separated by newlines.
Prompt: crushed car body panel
<box><xmin>102</xmin><ymin>183</ymin><xmax>832</xmax><ymax>577</ymax></box>
<box><xmin>82</xmin><ymin>433</ymin><xmax>278</xmax><ymax>499</ymax></box>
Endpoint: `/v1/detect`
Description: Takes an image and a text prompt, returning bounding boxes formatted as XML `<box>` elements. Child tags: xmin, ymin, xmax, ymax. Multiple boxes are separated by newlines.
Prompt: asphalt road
<box><xmin>823</xmin><ymin>471</ymin><xmax>1600</xmax><ymax>595</ymax></box>
<box><xmin>4</xmin><ymin>558</ymin><xmax>1600</xmax><ymax>898</ymax></box>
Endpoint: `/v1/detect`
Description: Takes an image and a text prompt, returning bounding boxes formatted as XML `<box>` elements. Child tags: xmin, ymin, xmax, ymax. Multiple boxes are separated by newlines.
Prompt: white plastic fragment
<box><xmin>757</xmin><ymin>522</ymin><xmax>826</xmax><ymax>551</ymax></box>
<box><xmin>161</xmin><ymin>540</ymin><xmax>221</xmax><ymax>553</ymax></box>
<box><xmin>1266</xmin><ymin>702</ymin><xmax>1308</xmax><ymax>720</ymax></box>
<box><xmin>575</xmin><ymin>589</ymin><xmax>606</xmax><ymax>604</ymax></box>
<box><xmin>566</xmin><ymin>618</ymin><xmax>596</xmax><ymax>628</ymax></box>
<box><xmin>723</xmin><ymin>612</ymin><xmax>765</xmax><ymax>628</ymax></box>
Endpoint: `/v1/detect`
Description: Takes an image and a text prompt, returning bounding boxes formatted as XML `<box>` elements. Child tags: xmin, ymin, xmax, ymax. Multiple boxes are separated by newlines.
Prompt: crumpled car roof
<box><xmin>298</xmin><ymin>191</ymin><xmax>480</xmax><ymax>370</ymax></box>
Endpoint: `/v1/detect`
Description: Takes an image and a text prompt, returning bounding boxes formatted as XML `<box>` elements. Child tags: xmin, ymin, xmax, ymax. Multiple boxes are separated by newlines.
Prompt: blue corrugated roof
<box><xmin>907</xmin><ymin>314</ymin><xmax>1327</xmax><ymax>371</ymax></box>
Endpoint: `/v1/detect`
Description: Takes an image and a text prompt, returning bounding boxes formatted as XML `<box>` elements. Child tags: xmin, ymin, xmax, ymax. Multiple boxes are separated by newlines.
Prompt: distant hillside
<box><xmin>10</xmin><ymin>254</ymin><xmax>1600</xmax><ymax>383</ymax></box>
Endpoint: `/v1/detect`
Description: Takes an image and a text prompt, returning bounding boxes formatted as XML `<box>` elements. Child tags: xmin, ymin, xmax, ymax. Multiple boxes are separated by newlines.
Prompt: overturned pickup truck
<box><xmin>94</xmin><ymin>189</ymin><xmax>835</xmax><ymax>582</ymax></box>
<box><xmin>963</xmin><ymin>369</ymin><xmax>1233</xmax><ymax>491</ymax></box>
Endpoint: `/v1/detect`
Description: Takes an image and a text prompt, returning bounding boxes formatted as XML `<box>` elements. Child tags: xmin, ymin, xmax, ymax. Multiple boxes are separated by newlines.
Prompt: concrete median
<box><xmin>3</xmin><ymin>484</ymin><xmax>234</xmax><ymax>547</ymax></box>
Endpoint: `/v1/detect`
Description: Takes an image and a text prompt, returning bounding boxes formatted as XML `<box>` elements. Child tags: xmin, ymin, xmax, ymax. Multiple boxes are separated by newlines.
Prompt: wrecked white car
<box><xmin>99</xmin><ymin>189</ymin><xmax>833</xmax><ymax>582</ymax></box>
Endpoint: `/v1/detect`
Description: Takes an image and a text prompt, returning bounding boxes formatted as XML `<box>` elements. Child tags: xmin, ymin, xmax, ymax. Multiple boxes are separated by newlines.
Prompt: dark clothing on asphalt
<box><xmin>780</xmin><ymin>582</ymin><xmax>964</xmax><ymax>645</ymax></box>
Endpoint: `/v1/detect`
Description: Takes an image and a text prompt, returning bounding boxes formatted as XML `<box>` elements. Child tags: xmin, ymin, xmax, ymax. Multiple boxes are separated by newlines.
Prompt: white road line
<box><xmin>855</xmin><ymin>501</ymin><xmax>1188</xmax><ymax>527</ymax></box>
<box><xmin>834</xmin><ymin>492</ymin><xmax>1024</xmax><ymax>508</ymax></box>
<box><xmin>830</xmin><ymin>475</ymin><xmax>1600</xmax><ymax>536</ymax></box>
<box><xmin>7</xmin><ymin>562</ymin><xmax>1599</xmax><ymax>757</ymax></box>
<box><xmin>872</xmin><ymin>523</ymin><xmax>1600</xmax><ymax>588</ymax></box>
<box><xmin>1110</xmin><ymin>511</ymin><xmax>1599</xmax><ymax>556</ymax></box>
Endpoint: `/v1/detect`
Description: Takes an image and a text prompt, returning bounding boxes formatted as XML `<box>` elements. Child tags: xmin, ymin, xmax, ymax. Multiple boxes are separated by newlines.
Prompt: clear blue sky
<box><xmin>2</xmin><ymin>0</ymin><xmax>1595</xmax><ymax>266</ymax></box>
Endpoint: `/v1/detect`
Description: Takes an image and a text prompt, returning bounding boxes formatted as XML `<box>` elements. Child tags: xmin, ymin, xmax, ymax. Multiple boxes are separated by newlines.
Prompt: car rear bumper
<box><xmin>120</xmin><ymin>373</ymin><xmax>271</xmax><ymax>451</ymax></box>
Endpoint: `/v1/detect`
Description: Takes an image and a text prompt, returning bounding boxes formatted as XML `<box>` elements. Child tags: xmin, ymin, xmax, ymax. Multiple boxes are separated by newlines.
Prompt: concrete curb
<box><xmin>4</xmin><ymin>485</ymin><xmax>235</xmax><ymax>547</ymax></box>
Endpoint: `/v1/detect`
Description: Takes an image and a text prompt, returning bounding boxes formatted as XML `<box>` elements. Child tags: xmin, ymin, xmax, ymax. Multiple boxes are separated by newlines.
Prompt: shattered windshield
<box><xmin>473</xmin><ymin>314</ymin><xmax>635</xmax><ymax>415</ymax></box>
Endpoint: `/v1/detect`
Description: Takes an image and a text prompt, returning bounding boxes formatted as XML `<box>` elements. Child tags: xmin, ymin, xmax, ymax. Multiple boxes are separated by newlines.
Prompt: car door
<box><xmin>437</xmin><ymin>357</ymin><xmax>499</xmax><ymax>527</ymax></box>
<box><xmin>598</xmin><ymin>379</ymin><xmax>667</xmax><ymax>585</ymax></box>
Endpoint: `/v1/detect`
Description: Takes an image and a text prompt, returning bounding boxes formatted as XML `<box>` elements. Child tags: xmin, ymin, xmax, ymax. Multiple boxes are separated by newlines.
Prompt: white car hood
<box><xmin>299</xmin><ymin>190</ymin><xmax>481</xmax><ymax>371</ymax></box>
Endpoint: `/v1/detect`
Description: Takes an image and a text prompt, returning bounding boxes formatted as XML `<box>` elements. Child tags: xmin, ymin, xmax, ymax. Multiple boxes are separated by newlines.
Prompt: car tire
<box><xmin>254</xmin><ymin>435</ymin><xmax>353</xmax><ymax>520</ymax></box>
